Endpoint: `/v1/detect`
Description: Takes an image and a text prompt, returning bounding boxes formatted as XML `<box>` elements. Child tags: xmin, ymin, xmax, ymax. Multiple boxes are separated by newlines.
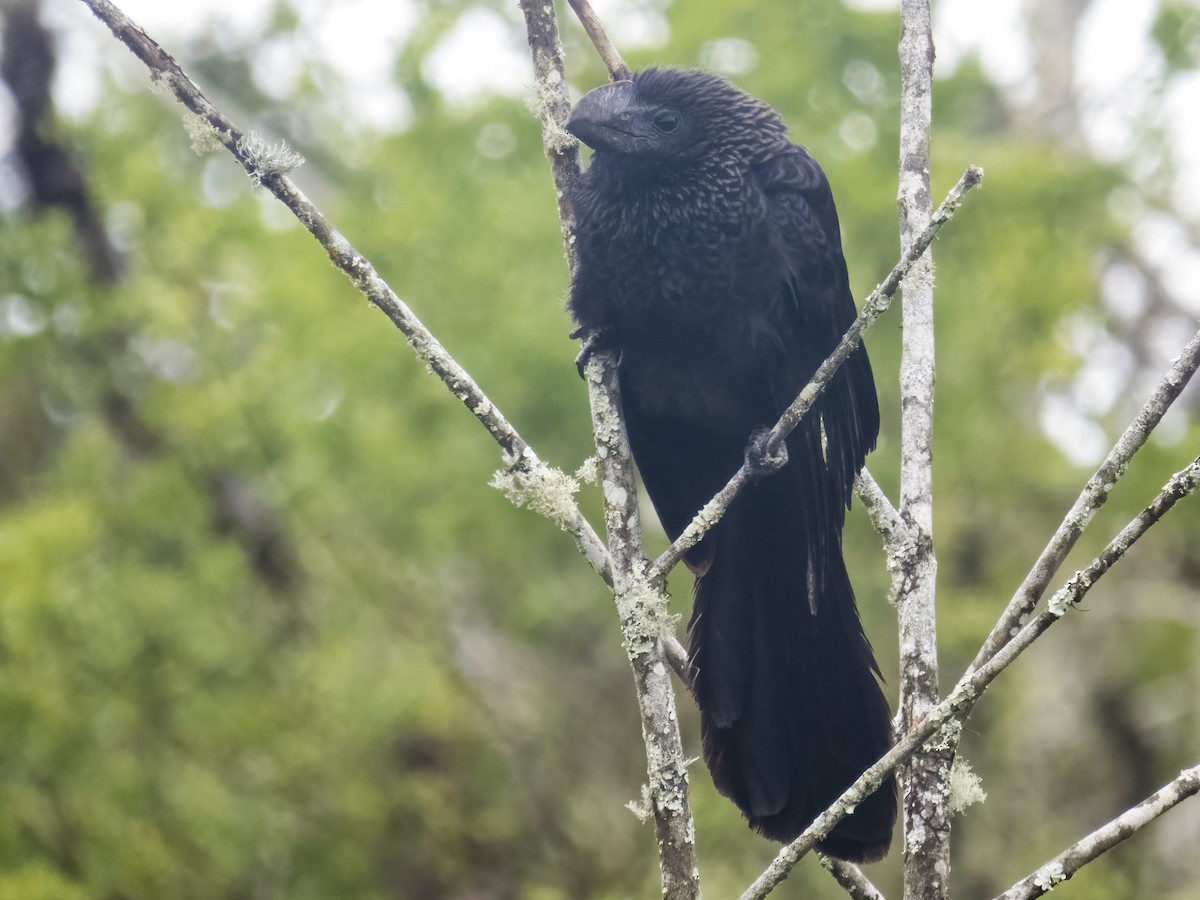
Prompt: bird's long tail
<box><xmin>688</xmin><ymin>467</ymin><xmax>896</xmax><ymax>862</ymax></box>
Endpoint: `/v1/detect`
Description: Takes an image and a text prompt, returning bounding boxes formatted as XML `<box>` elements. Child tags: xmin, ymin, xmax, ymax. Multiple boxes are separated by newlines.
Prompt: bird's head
<box><xmin>565</xmin><ymin>67</ymin><xmax>787</xmax><ymax>164</ymax></box>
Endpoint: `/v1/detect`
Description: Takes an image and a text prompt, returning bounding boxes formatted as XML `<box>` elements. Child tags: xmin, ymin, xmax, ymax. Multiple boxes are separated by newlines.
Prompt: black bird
<box><xmin>565</xmin><ymin>68</ymin><xmax>896</xmax><ymax>862</ymax></box>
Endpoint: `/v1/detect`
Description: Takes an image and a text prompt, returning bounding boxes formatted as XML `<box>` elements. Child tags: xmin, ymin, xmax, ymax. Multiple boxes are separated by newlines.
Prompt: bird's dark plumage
<box><xmin>566</xmin><ymin>68</ymin><xmax>896</xmax><ymax>862</ymax></box>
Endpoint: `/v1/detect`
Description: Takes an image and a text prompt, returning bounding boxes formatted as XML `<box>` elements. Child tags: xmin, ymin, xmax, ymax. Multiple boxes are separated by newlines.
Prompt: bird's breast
<box><xmin>574</xmin><ymin>167</ymin><xmax>788</xmax><ymax>431</ymax></box>
<box><xmin>590</xmin><ymin>204</ymin><xmax>777</xmax><ymax>325</ymax></box>
<box><xmin>617</xmin><ymin>320</ymin><xmax>778</xmax><ymax>437</ymax></box>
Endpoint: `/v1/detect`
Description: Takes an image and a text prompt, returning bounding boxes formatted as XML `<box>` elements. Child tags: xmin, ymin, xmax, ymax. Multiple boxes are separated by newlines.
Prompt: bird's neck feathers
<box><xmin>586</xmin><ymin>148</ymin><xmax>702</xmax><ymax>193</ymax></box>
<box><xmin>583</xmin><ymin>128</ymin><xmax>791</xmax><ymax>198</ymax></box>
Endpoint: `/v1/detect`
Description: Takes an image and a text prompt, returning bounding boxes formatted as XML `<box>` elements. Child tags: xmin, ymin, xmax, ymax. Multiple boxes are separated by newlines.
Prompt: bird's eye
<box><xmin>652</xmin><ymin>109</ymin><xmax>681</xmax><ymax>133</ymax></box>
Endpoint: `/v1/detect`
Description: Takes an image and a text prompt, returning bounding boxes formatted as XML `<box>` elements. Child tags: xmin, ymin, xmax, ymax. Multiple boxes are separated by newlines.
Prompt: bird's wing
<box><xmin>755</xmin><ymin>143</ymin><xmax>881</xmax><ymax>512</ymax></box>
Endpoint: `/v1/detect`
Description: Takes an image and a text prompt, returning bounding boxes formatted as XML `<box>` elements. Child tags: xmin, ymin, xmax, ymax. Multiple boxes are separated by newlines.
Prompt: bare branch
<box><xmin>895</xmin><ymin>3</ymin><xmax>951</xmax><ymax>896</ymax></box>
<box><xmin>819</xmin><ymin>855</ymin><xmax>888</xmax><ymax>900</ymax></box>
<box><xmin>968</xmin><ymin>323</ymin><xmax>1200</xmax><ymax>674</ymax></box>
<box><xmin>740</xmin><ymin>454</ymin><xmax>1200</xmax><ymax>899</ymax></box>
<box><xmin>583</xmin><ymin>353</ymin><xmax>699</xmax><ymax>899</ymax></box>
<box><xmin>648</xmin><ymin>164</ymin><xmax>983</xmax><ymax>588</ymax></box>
<box><xmin>968</xmin><ymin>457</ymin><xmax>1200</xmax><ymax>692</ymax></box>
<box><xmin>854</xmin><ymin>468</ymin><xmax>921</xmax><ymax>609</ymax></box>
<box><xmin>518</xmin><ymin>2</ymin><xmax>699</xmax><ymax>894</ymax></box>
<box><xmin>992</xmin><ymin>764</ymin><xmax>1200</xmax><ymax>900</ymax></box>
<box><xmin>663</xmin><ymin>634</ymin><xmax>690</xmax><ymax>680</ymax></box>
<box><xmin>518</xmin><ymin>0</ymin><xmax>582</xmax><ymax>272</ymax></box>
<box><xmin>1047</xmin><ymin>455</ymin><xmax>1200</xmax><ymax>615</ymax></box>
<box><xmin>76</xmin><ymin>0</ymin><xmax>612</xmax><ymax>581</ymax></box>
<box><xmin>566</xmin><ymin>0</ymin><xmax>631</xmax><ymax>81</ymax></box>
<box><xmin>854</xmin><ymin>467</ymin><xmax>907</xmax><ymax>543</ymax></box>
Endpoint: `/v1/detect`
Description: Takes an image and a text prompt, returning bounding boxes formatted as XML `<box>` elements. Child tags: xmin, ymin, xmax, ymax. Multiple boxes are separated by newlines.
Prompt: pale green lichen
<box><xmin>626</xmin><ymin>784</ymin><xmax>653</xmax><ymax>823</ymax></box>
<box><xmin>490</xmin><ymin>459</ymin><xmax>580</xmax><ymax>529</ymax></box>
<box><xmin>907</xmin><ymin>814</ymin><xmax>929</xmax><ymax>851</ymax></box>
<box><xmin>639</xmin><ymin>713</ymin><xmax>689</xmax><ymax>819</ymax></box>
<box><xmin>524</xmin><ymin>67</ymin><xmax>576</xmax><ymax>155</ymax></box>
<box><xmin>616</xmin><ymin>568</ymin><xmax>670</xmax><ymax>658</ymax></box>
<box><xmin>602</xmin><ymin>479</ymin><xmax>628</xmax><ymax>509</ymax></box>
<box><xmin>1032</xmin><ymin>860</ymin><xmax>1066</xmax><ymax>891</ymax></box>
<box><xmin>949</xmin><ymin>757</ymin><xmax>987</xmax><ymax>815</ymax></box>
<box><xmin>575</xmin><ymin>456</ymin><xmax>600</xmax><ymax>485</ymax></box>
<box><xmin>182</xmin><ymin>110</ymin><xmax>225</xmax><ymax>155</ymax></box>
<box><xmin>149</xmin><ymin>70</ymin><xmax>177</xmax><ymax>99</ymax></box>
<box><xmin>931</xmin><ymin>717</ymin><xmax>963</xmax><ymax>750</ymax></box>
<box><xmin>587</xmin><ymin>373</ymin><xmax>622</xmax><ymax>446</ymax></box>
<box><xmin>692</xmin><ymin>495</ymin><xmax>723</xmax><ymax>537</ymax></box>
<box><xmin>1047</xmin><ymin>578</ymin><xmax>1080</xmax><ymax>617</ymax></box>
<box><xmin>236</xmin><ymin>132</ymin><xmax>305</xmax><ymax>187</ymax></box>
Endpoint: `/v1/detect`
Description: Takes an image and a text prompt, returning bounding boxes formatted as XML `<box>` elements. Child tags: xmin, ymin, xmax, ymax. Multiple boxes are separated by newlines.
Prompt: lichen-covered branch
<box><xmin>894</xmin><ymin>3</ymin><xmax>950</xmax><ymax>897</ymax></box>
<box><xmin>584</xmin><ymin>352</ymin><xmax>699</xmax><ymax>899</ymax></box>
<box><xmin>819</xmin><ymin>855</ymin><xmax>888</xmax><ymax>900</ymax></box>
<box><xmin>962</xmin><ymin>457</ymin><xmax>1200</xmax><ymax>695</ymax></box>
<box><xmin>969</xmin><ymin>324</ymin><xmax>1200</xmax><ymax>674</ymax></box>
<box><xmin>663</xmin><ymin>633</ymin><xmax>691</xmax><ymax>680</ymax></box>
<box><xmin>854</xmin><ymin>467</ymin><xmax>906</xmax><ymax>545</ymax></box>
<box><xmin>991</xmin><ymin>764</ymin><xmax>1200</xmax><ymax>900</ymax></box>
<box><xmin>77</xmin><ymin>0</ymin><xmax>612</xmax><ymax>582</ymax></box>
<box><xmin>1047</xmin><ymin>455</ymin><xmax>1200</xmax><ymax>616</ymax></box>
<box><xmin>854</xmin><ymin>468</ymin><xmax>921</xmax><ymax>608</ymax></box>
<box><xmin>518</xmin><ymin>2</ymin><xmax>699</xmax><ymax>895</ymax></box>
<box><xmin>648</xmin><ymin>165</ymin><xmax>982</xmax><ymax>588</ymax></box>
<box><xmin>518</xmin><ymin>0</ymin><xmax>582</xmax><ymax>272</ymax></box>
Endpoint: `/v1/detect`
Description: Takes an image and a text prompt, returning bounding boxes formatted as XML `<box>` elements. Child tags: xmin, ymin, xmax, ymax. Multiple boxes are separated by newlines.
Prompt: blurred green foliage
<box><xmin>1152</xmin><ymin>2</ymin><xmax>1200</xmax><ymax>72</ymax></box>
<box><xmin>1</xmin><ymin>1</ymin><xmax>1197</xmax><ymax>898</ymax></box>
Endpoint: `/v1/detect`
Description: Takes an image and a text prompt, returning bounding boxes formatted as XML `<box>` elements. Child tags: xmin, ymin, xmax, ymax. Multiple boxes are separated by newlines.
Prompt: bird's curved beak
<box><xmin>565</xmin><ymin>80</ymin><xmax>639</xmax><ymax>154</ymax></box>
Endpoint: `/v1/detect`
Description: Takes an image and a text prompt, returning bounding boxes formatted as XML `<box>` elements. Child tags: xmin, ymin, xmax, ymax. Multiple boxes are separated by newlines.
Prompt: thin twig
<box><xmin>819</xmin><ymin>855</ymin><xmax>888</xmax><ymax>900</ymax></box>
<box><xmin>566</xmin><ymin>0</ymin><xmax>631</xmax><ymax>81</ymax></box>
<box><xmin>739</xmin><ymin>455</ymin><xmax>1200</xmax><ymax>899</ymax></box>
<box><xmin>648</xmin><ymin>164</ymin><xmax>983</xmax><ymax>588</ymax></box>
<box><xmin>76</xmin><ymin>0</ymin><xmax>613</xmax><ymax>584</ymax></box>
<box><xmin>991</xmin><ymin>764</ymin><xmax>1200</xmax><ymax>900</ymax></box>
<box><xmin>968</xmin><ymin>324</ymin><xmax>1200</xmax><ymax>674</ymax></box>
<box><xmin>854</xmin><ymin>467</ymin><xmax>907</xmax><ymax>543</ymax></box>
<box><xmin>854</xmin><ymin>468</ymin><xmax>922</xmax><ymax>611</ymax></box>
<box><xmin>1045</xmin><ymin>456</ymin><xmax>1199</xmax><ymax>615</ymax></box>
<box><xmin>663</xmin><ymin>634</ymin><xmax>690</xmax><ymax>680</ymax></box>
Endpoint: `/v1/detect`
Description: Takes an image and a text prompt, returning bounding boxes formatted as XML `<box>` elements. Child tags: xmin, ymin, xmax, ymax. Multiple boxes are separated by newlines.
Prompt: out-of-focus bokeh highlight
<box><xmin>1</xmin><ymin>0</ymin><xmax>1198</xmax><ymax>897</ymax></box>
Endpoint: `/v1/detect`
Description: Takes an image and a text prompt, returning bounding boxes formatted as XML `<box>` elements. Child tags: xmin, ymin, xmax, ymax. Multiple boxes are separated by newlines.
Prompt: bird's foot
<box><xmin>571</xmin><ymin>326</ymin><xmax>617</xmax><ymax>379</ymax></box>
<box><xmin>745</xmin><ymin>427</ymin><xmax>788</xmax><ymax>477</ymax></box>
